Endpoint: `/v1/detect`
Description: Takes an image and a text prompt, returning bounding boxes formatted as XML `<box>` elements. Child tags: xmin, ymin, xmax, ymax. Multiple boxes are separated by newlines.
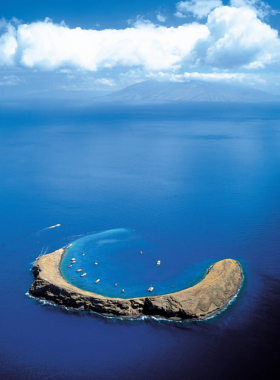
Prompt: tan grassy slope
<box><xmin>30</xmin><ymin>249</ymin><xmax>242</xmax><ymax>320</ymax></box>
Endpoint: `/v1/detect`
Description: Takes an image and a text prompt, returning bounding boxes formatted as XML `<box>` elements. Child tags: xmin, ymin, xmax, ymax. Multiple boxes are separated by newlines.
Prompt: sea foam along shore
<box><xmin>29</xmin><ymin>248</ymin><xmax>243</xmax><ymax>320</ymax></box>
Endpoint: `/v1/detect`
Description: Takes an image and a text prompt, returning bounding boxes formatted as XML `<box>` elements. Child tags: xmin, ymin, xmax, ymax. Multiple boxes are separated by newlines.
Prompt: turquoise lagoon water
<box><xmin>61</xmin><ymin>228</ymin><xmax>212</xmax><ymax>298</ymax></box>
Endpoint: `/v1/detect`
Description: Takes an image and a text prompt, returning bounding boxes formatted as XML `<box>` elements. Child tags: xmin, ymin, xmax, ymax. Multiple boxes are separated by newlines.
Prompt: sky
<box><xmin>1</xmin><ymin>0</ymin><xmax>280</xmax><ymax>97</ymax></box>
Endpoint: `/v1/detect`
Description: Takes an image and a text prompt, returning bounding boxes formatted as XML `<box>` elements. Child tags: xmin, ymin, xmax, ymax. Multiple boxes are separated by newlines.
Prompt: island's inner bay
<box><xmin>60</xmin><ymin>228</ymin><xmax>218</xmax><ymax>299</ymax></box>
<box><xmin>30</xmin><ymin>244</ymin><xmax>242</xmax><ymax>319</ymax></box>
<box><xmin>30</xmin><ymin>228</ymin><xmax>243</xmax><ymax>320</ymax></box>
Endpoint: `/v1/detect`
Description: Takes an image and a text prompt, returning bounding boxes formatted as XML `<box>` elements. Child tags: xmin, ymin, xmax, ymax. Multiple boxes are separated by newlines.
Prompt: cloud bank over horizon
<box><xmin>0</xmin><ymin>0</ymin><xmax>280</xmax><ymax>91</ymax></box>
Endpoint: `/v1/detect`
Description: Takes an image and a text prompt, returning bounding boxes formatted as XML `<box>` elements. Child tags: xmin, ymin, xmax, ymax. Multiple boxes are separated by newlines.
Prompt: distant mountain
<box><xmin>109</xmin><ymin>80</ymin><xmax>278</xmax><ymax>102</ymax></box>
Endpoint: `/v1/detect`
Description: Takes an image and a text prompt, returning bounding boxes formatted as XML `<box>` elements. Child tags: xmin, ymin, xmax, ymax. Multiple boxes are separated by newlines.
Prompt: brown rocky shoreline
<box><xmin>29</xmin><ymin>248</ymin><xmax>243</xmax><ymax>320</ymax></box>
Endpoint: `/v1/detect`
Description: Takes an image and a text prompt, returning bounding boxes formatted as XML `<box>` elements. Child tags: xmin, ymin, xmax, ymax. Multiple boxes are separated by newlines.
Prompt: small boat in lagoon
<box><xmin>157</xmin><ymin>260</ymin><xmax>161</xmax><ymax>266</ymax></box>
<box><xmin>68</xmin><ymin>265</ymin><xmax>72</xmax><ymax>268</ymax></box>
<box><xmin>94</xmin><ymin>262</ymin><xmax>98</xmax><ymax>265</ymax></box>
<box><xmin>115</xmin><ymin>283</ymin><xmax>118</xmax><ymax>286</ymax></box>
<box><xmin>121</xmin><ymin>289</ymin><xmax>125</xmax><ymax>293</ymax></box>
<box><xmin>80</xmin><ymin>273</ymin><xmax>87</xmax><ymax>277</ymax></box>
<box><xmin>95</xmin><ymin>279</ymin><xmax>100</xmax><ymax>284</ymax></box>
<box><xmin>77</xmin><ymin>269</ymin><xmax>83</xmax><ymax>272</ymax></box>
<box><xmin>148</xmin><ymin>283</ymin><xmax>154</xmax><ymax>292</ymax></box>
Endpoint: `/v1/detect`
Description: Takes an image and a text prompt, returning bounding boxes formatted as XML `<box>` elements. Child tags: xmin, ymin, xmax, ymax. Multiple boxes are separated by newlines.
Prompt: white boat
<box><xmin>82</xmin><ymin>253</ymin><xmax>85</xmax><ymax>256</ymax></box>
<box><xmin>95</xmin><ymin>279</ymin><xmax>100</xmax><ymax>284</ymax></box>
<box><xmin>157</xmin><ymin>260</ymin><xmax>161</xmax><ymax>266</ymax></box>
<box><xmin>77</xmin><ymin>269</ymin><xmax>83</xmax><ymax>272</ymax></box>
<box><xmin>80</xmin><ymin>273</ymin><xmax>87</xmax><ymax>277</ymax></box>
<box><xmin>46</xmin><ymin>224</ymin><xmax>61</xmax><ymax>229</ymax></box>
<box><xmin>148</xmin><ymin>283</ymin><xmax>154</xmax><ymax>292</ymax></box>
<box><xmin>71</xmin><ymin>258</ymin><xmax>76</xmax><ymax>261</ymax></box>
<box><xmin>115</xmin><ymin>283</ymin><xmax>118</xmax><ymax>287</ymax></box>
<box><xmin>121</xmin><ymin>289</ymin><xmax>125</xmax><ymax>293</ymax></box>
<box><xmin>68</xmin><ymin>265</ymin><xmax>72</xmax><ymax>268</ymax></box>
<box><xmin>94</xmin><ymin>262</ymin><xmax>98</xmax><ymax>265</ymax></box>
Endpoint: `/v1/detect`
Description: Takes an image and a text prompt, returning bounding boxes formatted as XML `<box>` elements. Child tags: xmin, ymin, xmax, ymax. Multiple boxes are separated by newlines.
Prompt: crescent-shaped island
<box><xmin>29</xmin><ymin>248</ymin><xmax>243</xmax><ymax>320</ymax></box>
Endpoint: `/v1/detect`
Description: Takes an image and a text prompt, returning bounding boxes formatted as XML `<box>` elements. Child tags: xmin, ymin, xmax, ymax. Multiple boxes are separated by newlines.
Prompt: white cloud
<box><xmin>175</xmin><ymin>0</ymin><xmax>223</xmax><ymax>19</ymax></box>
<box><xmin>60</xmin><ymin>68</ymin><xmax>72</xmax><ymax>74</ymax></box>
<box><xmin>0</xmin><ymin>75</ymin><xmax>22</xmax><ymax>85</ymax></box>
<box><xmin>168</xmin><ymin>72</ymin><xmax>264</xmax><ymax>83</ymax></box>
<box><xmin>0</xmin><ymin>18</ymin><xmax>208</xmax><ymax>71</ymax></box>
<box><xmin>94</xmin><ymin>78</ymin><xmax>116</xmax><ymax>86</ymax></box>
<box><xmin>156</xmin><ymin>14</ymin><xmax>166</xmax><ymax>22</ymax></box>
<box><xmin>0</xmin><ymin>3</ymin><xmax>279</xmax><ymax>78</ymax></box>
<box><xmin>230</xmin><ymin>0</ymin><xmax>279</xmax><ymax>19</ymax></box>
<box><xmin>119</xmin><ymin>68</ymin><xmax>266</xmax><ymax>89</ymax></box>
<box><xmin>123</xmin><ymin>69</ymin><xmax>263</xmax><ymax>83</ymax></box>
<box><xmin>174</xmin><ymin>12</ymin><xmax>187</xmax><ymax>18</ymax></box>
<box><xmin>204</xmin><ymin>6</ymin><xmax>280</xmax><ymax>69</ymax></box>
<box><xmin>0</xmin><ymin>21</ymin><xmax>17</xmax><ymax>66</ymax></box>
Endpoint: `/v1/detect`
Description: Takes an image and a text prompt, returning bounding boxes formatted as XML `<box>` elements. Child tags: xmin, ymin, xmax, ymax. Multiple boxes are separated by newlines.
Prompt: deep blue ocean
<box><xmin>0</xmin><ymin>99</ymin><xmax>280</xmax><ymax>379</ymax></box>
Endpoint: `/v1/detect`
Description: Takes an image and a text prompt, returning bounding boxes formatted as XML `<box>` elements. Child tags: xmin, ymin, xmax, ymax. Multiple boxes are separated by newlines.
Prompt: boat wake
<box><xmin>32</xmin><ymin>224</ymin><xmax>61</xmax><ymax>237</ymax></box>
<box><xmin>35</xmin><ymin>246</ymin><xmax>49</xmax><ymax>259</ymax></box>
<box><xmin>40</xmin><ymin>224</ymin><xmax>61</xmax><ymax>231</ymax></box>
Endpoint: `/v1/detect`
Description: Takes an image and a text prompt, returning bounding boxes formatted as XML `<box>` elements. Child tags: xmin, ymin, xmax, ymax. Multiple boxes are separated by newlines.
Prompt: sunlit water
<box><xmin>1</xmin><ymin>100</ymin><xmax>280</xmax><ymax>379</ymax></box>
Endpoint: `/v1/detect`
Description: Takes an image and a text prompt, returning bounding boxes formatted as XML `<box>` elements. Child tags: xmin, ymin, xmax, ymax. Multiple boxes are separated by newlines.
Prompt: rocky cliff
<box><xmin>29</xmin><ymin>248</ymin><xmax>242</xmax><ymax>320</ymax></box>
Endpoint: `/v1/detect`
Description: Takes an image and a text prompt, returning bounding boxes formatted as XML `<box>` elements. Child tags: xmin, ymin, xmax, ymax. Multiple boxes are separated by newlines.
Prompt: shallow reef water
<box><xmin>61</xmin><ymin>228</ymin><xmax>214</xmax><ymax>298</ymax></box>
